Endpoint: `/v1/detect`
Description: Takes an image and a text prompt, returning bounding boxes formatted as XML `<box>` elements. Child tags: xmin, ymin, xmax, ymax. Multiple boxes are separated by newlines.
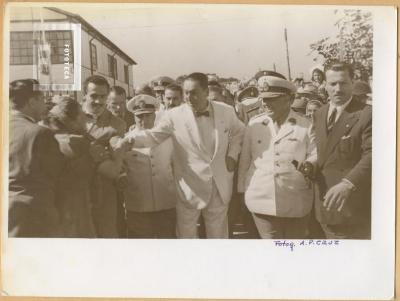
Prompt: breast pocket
<box><xmin>281</xmin><ymin>136</ymin><xmax>303</xmax><ymax>154</ymax></box>
<box><xmin>337</xmin><ymin>135</ymin><xmax>354</xmax><ymax>154</ymax></box>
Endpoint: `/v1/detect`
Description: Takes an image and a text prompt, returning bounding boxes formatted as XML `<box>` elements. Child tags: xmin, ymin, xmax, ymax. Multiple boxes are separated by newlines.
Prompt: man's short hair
<box><xmin>324</xmin><ymin>61</ymin><xmax>354</xmax><ymax>79</ymax></box>
<box><xmin>208</xmin><ymin>85</ymin><xmax>223</xmax><ymax>94</ymax></box>
<box><xmin>110</xmin><ymin>85</ymin><xmax>126</xmax><ymax>97</ymax></box>
<box><xmin>9</xmin><ymin>79</ymin><xmax>41</xmax><ymax>110</ymax></box>
<box><xmin>185</xmin><ymin>72</ymin><xmax>208</xmax><ymax>90</ymax></box>
<box><xmin>83</xmin><ymin>75</ymin><xmax>110</xmax><ymax>94</ymax></box>
<box><xmin>165</xmin><ymin>83</ymin><xmax>183</xmax><ymax>96</ymax></box>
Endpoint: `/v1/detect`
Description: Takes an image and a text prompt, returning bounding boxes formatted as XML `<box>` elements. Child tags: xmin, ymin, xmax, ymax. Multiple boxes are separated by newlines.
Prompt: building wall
<box><xmin>9</xmin><ymin>8</ymin><xmax>135</xmax><ymax>102</ymax></box>
<box><xmin>82</xmin><ymin>29</ymin><xmax>134</xmax><ymax>98</ymax></box>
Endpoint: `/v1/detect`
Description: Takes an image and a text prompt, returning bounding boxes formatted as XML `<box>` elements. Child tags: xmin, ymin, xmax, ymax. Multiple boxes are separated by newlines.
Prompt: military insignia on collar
<box><xmin>262</xmin><ymin>119</ymin><xmax>269</xmax><ymax>126</ymax></box>
<box><xmin>288</xmin><ymin>118</ymin><xmax>296</xmax><ymax>125</ymax></box>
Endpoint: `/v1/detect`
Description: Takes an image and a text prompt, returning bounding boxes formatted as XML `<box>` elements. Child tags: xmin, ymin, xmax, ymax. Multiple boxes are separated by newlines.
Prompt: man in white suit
<box><xmin>123</xmin><ymin>73</ymin><xmax>245</xmax><ymax>238</ymax></box>
<box><xmin>238</xmin><ymin>72</ymin><xmax>317</xmax><ymax>239</ymax></box>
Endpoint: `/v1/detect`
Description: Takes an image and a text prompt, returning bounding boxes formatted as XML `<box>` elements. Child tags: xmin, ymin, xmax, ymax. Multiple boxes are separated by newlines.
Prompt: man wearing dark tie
<box><xmin>311</xmin><ymin>62</ymin><xmax>372</xmax><ymax>239</ymax></box>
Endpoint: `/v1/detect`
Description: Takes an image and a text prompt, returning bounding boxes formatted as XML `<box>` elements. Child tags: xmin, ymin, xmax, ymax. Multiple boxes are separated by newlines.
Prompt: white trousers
<box><xmin>176</xmin><ymin>182</ymin><xmax>229</xmax><ymax>239</ymax></box>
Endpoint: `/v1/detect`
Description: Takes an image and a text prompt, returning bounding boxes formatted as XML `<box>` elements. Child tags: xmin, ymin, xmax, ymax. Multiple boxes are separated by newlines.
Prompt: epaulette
<box><xmin>248</xmin><ymin>112</ymin><xmax>269</xmax><ymax>125</ymax></box>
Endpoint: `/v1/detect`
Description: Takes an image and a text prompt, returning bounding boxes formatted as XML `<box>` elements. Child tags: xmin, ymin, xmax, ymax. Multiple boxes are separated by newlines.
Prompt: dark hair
<box><xmin>185</xmin><ymin>72</ymin><xmax>208</xmax><ymax>90</ymax></box>
<box><xmin>83</xmin><ymin>75</ymin><xmax>110</xmax><ymax>94</ymax></box>
<box><xmin>222</xmin><ymin>88</ymin><xmax>233</xmax><ymax>100</ymax></box>
<box><xmin>311</xmin><ymin>68</ymin><xmax>325</xmax><ymax>81</ymax></box>
<box><xmin>43</xmin><ymin>96</ymin><xmax>81</xmax><ymax>130</ymax></box>
<box><xmin>208</xmin><ymin>80</ymin><xmax>221</xmax><ymax>88</ymax></box>
<box><xmin>110</xmin><ymin>85</ymin><xmax>126</xmax><ymax>97</ymax></box>
<box><xmin>9</xmin><ymin>79</ymin><xmax>41</xmax><ymax>110</ymax></box>
<box><xmin>165</xmin><ymin>83</ymin><xmax>183</xmax><ymax>96</ymax></box>
<box><xmin>324</xmin><ymin>61</ymin><xmax>354</xmax><ymax>79</ymax></box>
<box><xmin>208</xmin><ymin>85</ymin><xmax>223</xmax><ymax>94</ymax></box>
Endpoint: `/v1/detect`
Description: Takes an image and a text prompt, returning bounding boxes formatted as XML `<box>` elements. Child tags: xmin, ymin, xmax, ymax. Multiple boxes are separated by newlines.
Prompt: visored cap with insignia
<box><xmin>296</xmin><ymin>84</ymin><xmax>321</xmax><ymax>101</ymax></box>
<box><xmin>151</xmin><ymin>76</ymin><xmax>174</xmax><ymax>91</ymax></box>
<box><xmin>127</xmin><ymin>95</ymin><xmax>157</xmax><ymax>115</ymax></box>
<box><xmin>236</xmin><ymin>86</ymin><xmax>259</xmax><ymax>103</ymax></box>
<box><xmin>254</xmin><ymin>70</ymin><xmax>286</xmax><ymax>81</ymax></box>
<box><xmin>257</xmin><ymin>74</ymin><xmax>297</xmax><ymax>98</ymax></box>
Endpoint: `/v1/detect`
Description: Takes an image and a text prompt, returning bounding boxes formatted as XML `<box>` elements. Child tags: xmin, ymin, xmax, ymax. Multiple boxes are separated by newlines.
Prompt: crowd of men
<box><xmin>8</xmin><ymin>61</ymin><xmax>372</xmax><ymax>239</ymax></box>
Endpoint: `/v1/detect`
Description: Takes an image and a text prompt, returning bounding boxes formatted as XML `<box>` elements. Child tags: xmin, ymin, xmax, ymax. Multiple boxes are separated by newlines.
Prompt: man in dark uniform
<box><xmin>151</xmin><ymin>76</ymin><xmax>174</xmax><ymax>109</ymax></box>
<box><xmin>311</xmin><ymin>62</ymin><xmax>372</xmax><ymax>239</ymax></box>
<box><xmin>8</xmin><ymin>79</ymin><xmax>65</xmax><ymax>237</ymax></box>
<box><xmin>82</xmin><ymin>75</ymin><xmax>127</xmax><ymax>238</ymax></box>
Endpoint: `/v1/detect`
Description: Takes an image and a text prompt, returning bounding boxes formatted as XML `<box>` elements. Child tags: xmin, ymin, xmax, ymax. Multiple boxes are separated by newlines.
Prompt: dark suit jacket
<box><xmin>313</xmin><ymin>98</ymin><xmax>372</xmax><ymax>226</ymax></box>
<box><xmin>9</xmin><ymin>111</ymin><xmax>65</xmax><ymax>237</ymax></box>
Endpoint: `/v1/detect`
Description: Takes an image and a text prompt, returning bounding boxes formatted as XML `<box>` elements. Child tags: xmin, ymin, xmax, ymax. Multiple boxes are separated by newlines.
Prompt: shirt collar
<box><xmin>193</xmin><ymin>101</ymin><xmax>213</xmax><ymax>115</ymax></box>
<box><xmin>328</xmin><ymin>96</ymin><xmax>353</xmax><ymax>116</ymax></box>
<box><xmin>11</xmin><ymin>110</ymin><xmax>36</xmax><ymax>123</ymax></box>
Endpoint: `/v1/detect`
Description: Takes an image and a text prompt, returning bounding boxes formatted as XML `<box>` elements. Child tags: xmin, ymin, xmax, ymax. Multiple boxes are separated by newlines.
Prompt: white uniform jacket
<box><xmin>123</xmin><ymin>128</ymin><xmax>177</xmax><ymax>212</ymax></box>
<box><xmin>238</xmin><ymin>110</ymin><xmax>317</xmax><ymax>217</ymax></box>
<box><xmin>128</xmin><ymin>102</ymin><xmax>245</xmax><ymax>209</ymax></box>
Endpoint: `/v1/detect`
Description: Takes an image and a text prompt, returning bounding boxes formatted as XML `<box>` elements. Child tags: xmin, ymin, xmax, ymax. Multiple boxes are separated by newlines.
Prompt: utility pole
<box><xmin>284</xmin><ymin>28</ymin><xmax>292</xmax><ymax>81</ymax></box>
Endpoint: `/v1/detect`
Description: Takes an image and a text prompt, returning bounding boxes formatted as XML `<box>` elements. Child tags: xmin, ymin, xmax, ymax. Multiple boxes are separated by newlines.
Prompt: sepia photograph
<box><xmin>1</xmin><ymin>2</ymin><xmax>396</xmax><ymax>299</ymax></box>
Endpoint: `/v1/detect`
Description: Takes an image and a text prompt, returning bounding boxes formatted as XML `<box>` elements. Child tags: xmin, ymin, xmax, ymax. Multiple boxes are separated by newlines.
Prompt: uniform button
<box><xmin>275</xmin><ymin>162</ymin><xmax>280</xmax><ymax>167</ymax></box>
<box><xmin>152</xmin><ymin>173</ymin><xmax>155</xmax><ymax>176</ymax></box>
<box><xmin>275</xmin><ymin>152</ymin><xmax>279</xmax><ymax>156</ymax></box>
<box><xmin>151</xmin><ymin>164</ymin><xmax>155</xmax><ymax>167</ymax></box>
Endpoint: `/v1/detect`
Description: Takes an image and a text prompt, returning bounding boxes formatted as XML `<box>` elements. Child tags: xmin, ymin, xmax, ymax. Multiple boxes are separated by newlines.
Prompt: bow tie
<box><xmin>195</xmin><ymin>110</ymin><xmax>210</xmax><ymax>117</ymax></box>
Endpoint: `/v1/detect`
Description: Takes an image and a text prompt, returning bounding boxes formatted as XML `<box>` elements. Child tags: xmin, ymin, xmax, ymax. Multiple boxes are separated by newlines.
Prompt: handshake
<box><xmin>112</xmin><ymin>135</ymin><xmax>136</xmax><ymax>152</ymax></box>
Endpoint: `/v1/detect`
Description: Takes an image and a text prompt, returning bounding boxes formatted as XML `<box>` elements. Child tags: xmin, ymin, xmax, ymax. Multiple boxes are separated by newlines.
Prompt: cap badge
<box><xmin>259</xmin><ymin>81</ymin><xmax>269</xmax><ymax>92</ymax></box>
<box><xmin>138</xmin><ymin>100</ymin><xmax>146</xmax><ymax>109</ymax></box>
<box><xmin>288</xmin><ymin>118</ymin><xmax>297</xmax><ymax>125</ymax></box>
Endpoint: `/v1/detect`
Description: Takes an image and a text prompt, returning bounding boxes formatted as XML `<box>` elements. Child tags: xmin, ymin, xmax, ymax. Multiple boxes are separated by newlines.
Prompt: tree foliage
<box><xmin>309</xmin><ymin>10</ymin><xmax>373</xmax><ymax>81</ymax></box>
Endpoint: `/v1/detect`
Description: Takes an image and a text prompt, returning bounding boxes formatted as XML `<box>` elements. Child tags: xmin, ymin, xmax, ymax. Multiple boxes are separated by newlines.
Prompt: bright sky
<box><xmin>42</xmin><ymin>4</ymin><xmax>347</xmax><ymax>85</ymax></box>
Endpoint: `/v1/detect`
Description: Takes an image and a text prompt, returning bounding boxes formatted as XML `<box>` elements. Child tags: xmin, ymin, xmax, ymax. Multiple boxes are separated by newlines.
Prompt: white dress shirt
<box><xmin>194</xmin><ymin>102</ymin><xmax>216</xmax><ymax>158</ymax></box>
<box><xmin>327</xmin><ymin>96</ymin><xmax>353</xmax><ymax>123</ymax></box>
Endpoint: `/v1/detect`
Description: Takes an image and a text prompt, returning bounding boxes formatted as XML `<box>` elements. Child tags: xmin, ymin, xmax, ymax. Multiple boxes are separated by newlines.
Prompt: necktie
<box><xmin>327</xmin><ymin>107</ymin><xmax>337</xmax><ymax>132</ymax></box>
<box><xmin>195</xmin><ymin>110</ymin><xmax>210</xmax><ymax>117</ymax></box>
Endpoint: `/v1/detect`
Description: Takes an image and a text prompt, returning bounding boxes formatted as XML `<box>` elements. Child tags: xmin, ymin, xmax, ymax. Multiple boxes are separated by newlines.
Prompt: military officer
<box><xmin>291</xmin><ymin>84</ymin><xmax>322</xmax><ymax>116</ymax></box>
<box><xmin>151</xmin><ymin>76</ymin><xmax>174</xmax><ymax>108</ymax></box>
<box><xmin>237</xmin><ymin>71</ymin><xmax>287</xmax><ymax>125</ymax></box>
<box><xmin>235</xmin><ymin>86</ymin><xmax>259</xmax><ymax>124</ymax></box>
<box><xmin>238</xmin><ymin>73</ymin><xmax>317</xmax><ymax>239</ymax></box>
<box><xmin>122</xmin><ymin>95</ymin><xmax>177</xmax><ymax>238</ymax></box>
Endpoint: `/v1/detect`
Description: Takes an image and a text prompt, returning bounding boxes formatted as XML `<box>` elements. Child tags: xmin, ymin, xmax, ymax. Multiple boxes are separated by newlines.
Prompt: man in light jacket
<box><xmin>238</xmin><ymin>73</ymin><xmax>317</xmax><ymax>239</ymax></box>
<box><xmin>123</xmin><ymin>72</ymin><xmax>245</xmax><ymax>238</ymax></box>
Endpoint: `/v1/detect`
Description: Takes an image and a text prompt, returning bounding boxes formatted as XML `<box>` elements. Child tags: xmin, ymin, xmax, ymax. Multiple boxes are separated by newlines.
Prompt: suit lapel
<box><xmin>210</xmin><ymin>102</ymin><xmax>224</xmax><ymax>161</ymax></box>
<box><xmin>315</xmin><ymin>104</ymin><xmax>329</xmax><ymax>163</ymax></box>
<box><xmin>183</xmin><ymin>104</ymin><xmax>209</xmax><ymax>156</ymax></box>
<box><xmin>273</xmin><ymin>111</ymin><xmax>295</xmax><ymax>143</ymax></box>
<box><xmin>323</xmin><ymin>100</ymin><xmax>360</xmax><ymax>162</ymax></box>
